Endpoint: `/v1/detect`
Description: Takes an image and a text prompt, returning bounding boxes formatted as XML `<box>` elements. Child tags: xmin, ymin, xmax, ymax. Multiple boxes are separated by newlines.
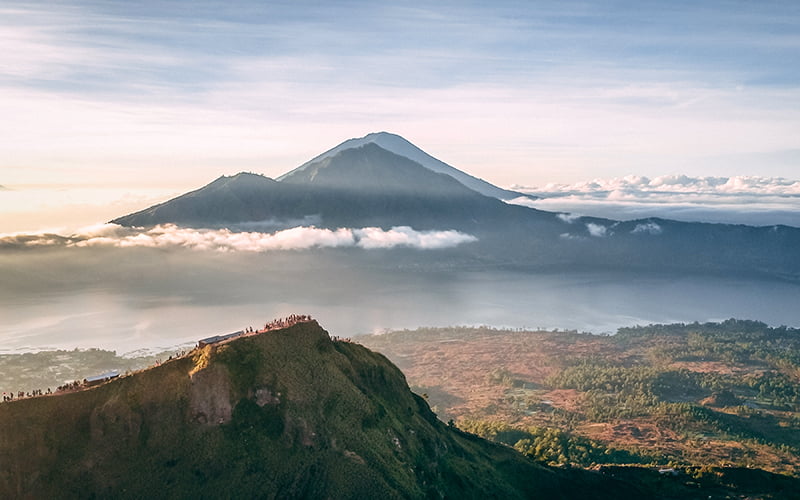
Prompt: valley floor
<box><xmin>361</xmin><ymin>320</ymin><xmax>800</xmax><ymax>476</ymax></box>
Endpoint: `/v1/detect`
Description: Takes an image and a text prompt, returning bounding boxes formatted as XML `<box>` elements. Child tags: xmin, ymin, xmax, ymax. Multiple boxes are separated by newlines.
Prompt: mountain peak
<box><xmin>277</xmin><ymin>132</ymin><xmax>528</xmax><ymax>201</ymax></box>
<box><xmin>363</xmin><ymin>131</ymin><xmax>403</xmax><ymax>139</ymax></box>
<box><xmin>111</xmin><ymin>172</ymin><xmax>282</xmax><ymax>227</ymax></box>
<box><xmin>279</xmin><ymin>142</ymin><xmax>478</xmax><ymax>197</ymax></box>
<box><xmin>111</xmin><ymin>145</ymin><xmax>513</xmax><ymax>231</ymax></box>
<box><xmin>208</xmin><ymin>171</ymin><xmax>275</xmax><ymax>186</ymax></box>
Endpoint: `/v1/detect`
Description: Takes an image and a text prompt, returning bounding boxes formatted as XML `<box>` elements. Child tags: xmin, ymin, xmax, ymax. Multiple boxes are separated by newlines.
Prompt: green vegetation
<box><xmin>458</xmin><ymin>420</ymin><xmax>648</xmax><ymax>466</ymax></box>
<box><xmin>5</xmin><ymin>319</ymin><xmax>800</xmax><ymax>498</ymax></box>
<box><xmin>362</xmin><ymin>320</ymin><xmax>800</xmax><ymax>479</ymax></box>
<box><xmin>617</xmin><ymin>319</ymin><xmax>800</xmax><ymax>370</ymax></box>
<box><xmin>0</xmin><ymin>322</ymin><xmax>646</xmax><ymax>499</ymax></box>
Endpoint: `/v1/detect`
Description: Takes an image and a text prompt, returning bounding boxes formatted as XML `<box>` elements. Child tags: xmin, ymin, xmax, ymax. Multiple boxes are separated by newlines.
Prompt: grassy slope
<box><xmin>0</xmin><ymin>322</ymin><xmax>640</xmax><ymax>499</ymax></box>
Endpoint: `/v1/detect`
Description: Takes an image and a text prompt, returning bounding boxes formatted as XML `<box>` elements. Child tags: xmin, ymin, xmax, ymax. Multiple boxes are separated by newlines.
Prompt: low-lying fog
<box><xmin>3</xmin><ymin>245</ymin><xmax>799</xmax><ymax>354</ymax></box>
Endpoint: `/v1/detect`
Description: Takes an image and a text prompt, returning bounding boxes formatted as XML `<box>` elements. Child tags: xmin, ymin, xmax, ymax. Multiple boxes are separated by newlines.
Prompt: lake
<box><xmin>2</xmin><ymin>246</ymin><xmax>799</xmax><ymax>354</ymax></box>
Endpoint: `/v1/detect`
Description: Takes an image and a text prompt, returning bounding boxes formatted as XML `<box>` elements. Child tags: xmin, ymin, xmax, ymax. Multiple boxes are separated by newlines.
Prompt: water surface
<box><xmin>2</xmin><ymin>247</ymin><xmax>798</xmax><ymax>353</ymax></box>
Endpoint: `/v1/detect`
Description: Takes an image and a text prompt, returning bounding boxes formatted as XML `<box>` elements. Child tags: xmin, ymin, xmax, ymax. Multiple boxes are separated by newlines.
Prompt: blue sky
<box><xmin>1</xmin><ymin>0</ymin><xmax>799</xmax><ymax>194</ymax></box>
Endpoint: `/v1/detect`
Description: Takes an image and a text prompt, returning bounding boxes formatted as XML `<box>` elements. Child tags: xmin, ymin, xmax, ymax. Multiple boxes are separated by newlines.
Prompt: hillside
<box><xmin>0</xmin><ymin>320</ymin><xmax>641</xmax><ymax>499</ymax></box>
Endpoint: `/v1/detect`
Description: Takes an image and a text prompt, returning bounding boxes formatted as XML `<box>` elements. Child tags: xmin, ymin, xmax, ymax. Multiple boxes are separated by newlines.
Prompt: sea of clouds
<box><xmin>517</xmin><ymin>174</ymin><xmax>800</xmax><ymax>196</ymax></box>
<box><xmin>510</xmin><ymin>175</ymin><xmax>800</xmax><ymax>227</ymax></box>
<box><xmin>0</xmin><ymin>224</ymin><xmax>477</xmax><ymax>252</ymax></box>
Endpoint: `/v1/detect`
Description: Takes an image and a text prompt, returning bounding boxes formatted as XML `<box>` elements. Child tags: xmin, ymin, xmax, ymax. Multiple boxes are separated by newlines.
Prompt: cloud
<box><xmin>557</xmin><ymin>213</ymin><xmax>581</xmax><ymax>224</ymax></box>
<box><xmin>513</xmin><ymin>174</ymin><xmax>800</xmax><ymax>227</ymax></box>
<box><xmin>505</xmin><ymin>196</ymin><xmax>539</xmax><ymax>209</ymax></box>
<box><xmin>0</xmin><ymin>224</ymin><xmax>477</xmax><ymax>252</ymax></box>
<box><xmin>353</xmin><ymin>226</ymin><xmax>477</xmax><ymax>249</ymax></box>
<box><xmin>3</xmin><ymin>1</ymin><xmax>800</xmax><ymax>192</ymax></box>
<box><xmin>516</xmin><ymin>174</ymin><xmax>800</xmax><ymax>197</ymax></box>
<box><xmin>632</xmin><ymin>222</ymin><xmax>662</xmax><ymax>235</ymax></box>
<box><xmin>586</xmin><ymin>223</ymin><xmax>608</xmax><ymax>237</ymax></box>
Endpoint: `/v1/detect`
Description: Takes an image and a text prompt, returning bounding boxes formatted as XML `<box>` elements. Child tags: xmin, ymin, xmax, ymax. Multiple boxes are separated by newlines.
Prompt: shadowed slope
<box><xmin>112</xmin><ymin>144</ymin><xmax>547</xmax><ymax>232</ymax></box>
<box><xmin>110</xmin><ymin>172</ymin><xmax>304</xmax><ymax>228</ymax></box>
<box><xmin>277</xmin><ymin>131</ymin><xmax>528</xmax><ymax>200</ymax></box>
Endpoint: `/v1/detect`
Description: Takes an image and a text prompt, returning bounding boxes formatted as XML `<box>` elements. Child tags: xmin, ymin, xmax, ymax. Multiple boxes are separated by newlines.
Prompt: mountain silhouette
<box><xmin>112</xmin><ymin>143</ymin><xmax>543</xmax><ymax>231</ymax></box>
<box><xmin>278</xmin><ymin>131</ymin><xmax>528</xmax><ymax>200</ymax></box>
<box><xmin>111</xmin><ymin>134</ymin><xmax>800</xmax><ymax>281</ymax></box>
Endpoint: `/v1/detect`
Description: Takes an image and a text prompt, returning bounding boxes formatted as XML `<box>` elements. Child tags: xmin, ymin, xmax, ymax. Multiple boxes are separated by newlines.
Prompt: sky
<box><xmin>1</xmin><ymin>0</ymin><xmax>800</xmax><ymax>231</ymax></box>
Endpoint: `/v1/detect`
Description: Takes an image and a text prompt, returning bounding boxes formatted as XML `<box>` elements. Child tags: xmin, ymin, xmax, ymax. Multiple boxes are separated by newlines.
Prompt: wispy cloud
<box><xmin>586</xmin><ymin>223</ymin><xmax>608</xmax><ymax>238</ymax></box>
<box><xmin>515</xmin><ymin>174</ymin><xmax>800</xmax><ymax>197</ymax></box>
<box><xmin>353</xmin><ymin>226</ymin><xmax>476</xmax><ymax>249</ymax></box>
<box><xmin>1</xmin><ymin>0</ymin><xmax>799</xmax><ymax>192</ymax></box>
<box><xmin>632</xmin><ymin>222</ymin><xmax>662</xmax><ymax>235</ymax></box>
<box><xmin>0</xmin><ymin>224</ymin><xmax>477</xmax><ymax>252</ymax></box>
<box><xmin>509</xmin><ymin>174</ymin><xmax>800</xmax><ymax>227</ymax></box>
<box><xmin>556</xmin><ymin>212</ymin><xmax>581</xmax><ymax>224</ymax></box>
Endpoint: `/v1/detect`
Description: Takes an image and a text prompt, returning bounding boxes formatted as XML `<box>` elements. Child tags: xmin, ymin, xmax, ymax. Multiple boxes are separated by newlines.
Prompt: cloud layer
<box><xmin>2</xmin><ymin>1</ymin><xmax>800</xmax><ymax>190</ymax></box>
<box><xmin>0</xmin><ymin>224</ymin><xmax>477</xmax><ymax>252</ymax></box>
<box><xmin>516</xmin><ymin>174</ymin><xmax>800</xmax><ymax>197</ymax></box>
<box><xmin>509</xmin><ymin>174</ymin><xmax>800</xmax><ymax>227</ymax></box>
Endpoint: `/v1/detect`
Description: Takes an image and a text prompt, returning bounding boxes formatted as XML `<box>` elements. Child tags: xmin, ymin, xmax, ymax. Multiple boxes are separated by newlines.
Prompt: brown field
<box><xmin>361</xmin><ymin>324</ymin><xmax>800</xmax><ymax>475</ymax></box>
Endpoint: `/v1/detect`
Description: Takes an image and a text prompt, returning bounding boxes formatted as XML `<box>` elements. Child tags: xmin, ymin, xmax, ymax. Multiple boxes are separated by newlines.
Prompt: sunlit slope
<box><xmin>0</xmin><ymin>321</ymin><xmax>640</xmax><ymax>499</ymax></box>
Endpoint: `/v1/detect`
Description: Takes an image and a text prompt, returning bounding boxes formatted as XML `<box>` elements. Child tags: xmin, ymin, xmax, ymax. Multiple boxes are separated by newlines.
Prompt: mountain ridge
<box><xmin>109</xmin><ymin>135</ymin><xmax>800</xmax><ymax>282</ymax></box>
<box><xmin>0</xmin><ymin>319</ymin><xmax>642</xmax><ymax>499</ymax></box>
<box><xmin>111</xmin><ymin>143</ymin><xmax>537</xmax><ymax>232</ymax></box>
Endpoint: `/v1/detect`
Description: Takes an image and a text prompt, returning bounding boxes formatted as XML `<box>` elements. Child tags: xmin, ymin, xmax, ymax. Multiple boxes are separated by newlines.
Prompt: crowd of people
<box><xmin>3</xmin><ymin>388</ymin><xmax>51</xmax><ymax>402</ymax></box>
<box><xmin>258</xmin><ymin>314</ymin><xmax>313</xmax><ymax>333</ymax></box>
<box><xmin>57</xmin><ymin>380</ymin><xmax>82</xmax><ymax>393</ymax></box>
<box><xmin>2</xmin><ymin>375</ymin><xmax>117</xmax><ymax>403</ymax></box>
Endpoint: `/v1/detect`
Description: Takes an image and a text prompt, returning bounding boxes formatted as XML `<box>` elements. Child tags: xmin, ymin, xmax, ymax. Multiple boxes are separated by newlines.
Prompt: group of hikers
<box><xmin>159</xmin><ymin>349</ymin><xmax>190</xmax><ymax>364</ymax></box>
<box><xmin>259</xmin><ymin>314</ymin><xmax>313</xmax><ymax>333</ymax></box>
<box><xmin>3</xmin><ymin>387</ymin><xmax>52</xmax><ymax>402</ymax></box>
<box><xmin>56</xmin><ymin>380</ymin><xmax>83</xmax><ymax>393</ymax></box>
<box><xmin>199</xmin><ymin>314</ymin><xmax>315</xmax><ymax>347</ymax></box>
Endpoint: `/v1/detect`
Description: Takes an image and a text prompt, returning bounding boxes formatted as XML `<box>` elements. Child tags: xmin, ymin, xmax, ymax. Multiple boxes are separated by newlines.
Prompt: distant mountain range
<box><xmin>112</xmin><ymin>133</ymin><xmax>800</xmax><ymax>281</ymax></box>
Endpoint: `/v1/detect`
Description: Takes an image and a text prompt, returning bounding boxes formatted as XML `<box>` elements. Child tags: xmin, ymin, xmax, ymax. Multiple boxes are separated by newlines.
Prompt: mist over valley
<box><xmin>3</xmin><ymin>132</ymin><xmax>799</xmax><ymax>355</ymax></box>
